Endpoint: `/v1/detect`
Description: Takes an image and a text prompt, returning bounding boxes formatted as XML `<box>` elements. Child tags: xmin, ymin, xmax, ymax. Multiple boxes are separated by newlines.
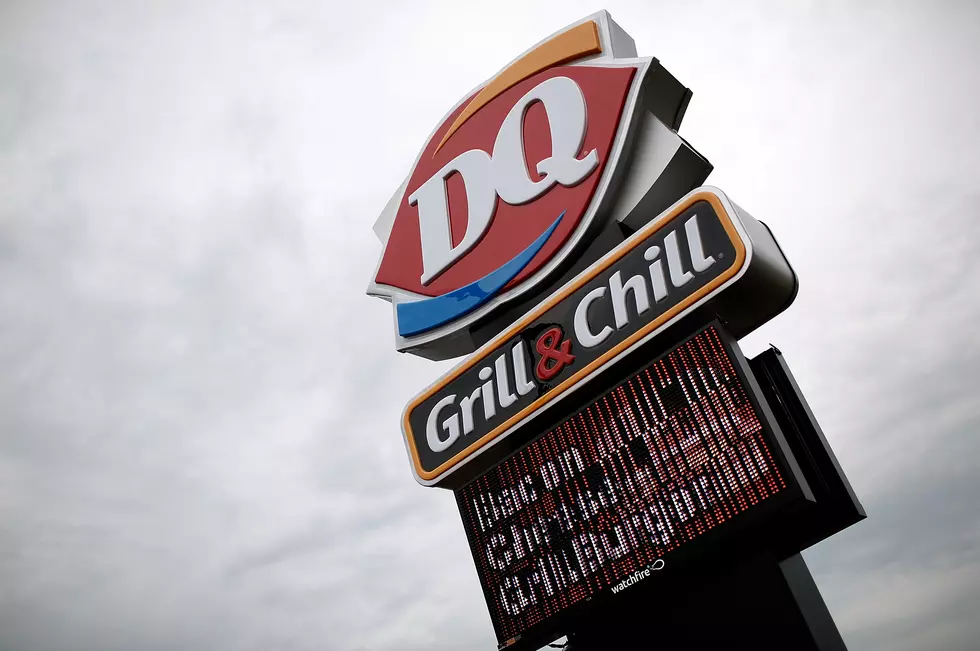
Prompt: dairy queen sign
<box><xmin>366</xmin><ymin>11</ymin><xmax>864</xmax><ymax>651</ymax></box>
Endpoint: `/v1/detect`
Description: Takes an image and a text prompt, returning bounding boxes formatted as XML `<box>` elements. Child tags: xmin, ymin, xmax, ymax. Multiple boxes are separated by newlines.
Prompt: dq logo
<box><xmin>368</xmin><ymin>13</ymin><xmax>654</xmax><ymax>357</ymax></box>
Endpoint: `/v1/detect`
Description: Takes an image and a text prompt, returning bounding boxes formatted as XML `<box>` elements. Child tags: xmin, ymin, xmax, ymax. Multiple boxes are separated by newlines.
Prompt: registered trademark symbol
<box><xmin>717</xmin><ymin>252</ymin><xmax>724</xmax><ymax>259</ymax></box>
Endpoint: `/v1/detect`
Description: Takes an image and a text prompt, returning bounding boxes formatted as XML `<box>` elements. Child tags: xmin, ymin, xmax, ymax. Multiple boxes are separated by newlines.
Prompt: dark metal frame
<box><xmin>454</xmin><ymin>317</ymin><xmax>865</xmax><ymax>651</ymax></box>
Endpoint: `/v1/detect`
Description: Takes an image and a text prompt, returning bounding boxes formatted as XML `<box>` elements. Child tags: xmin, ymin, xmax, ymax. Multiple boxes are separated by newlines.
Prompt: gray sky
<box><xmin>1</xmin><ymin>1</ymin><xmax>978</xmax><ymax>649</ymax></box>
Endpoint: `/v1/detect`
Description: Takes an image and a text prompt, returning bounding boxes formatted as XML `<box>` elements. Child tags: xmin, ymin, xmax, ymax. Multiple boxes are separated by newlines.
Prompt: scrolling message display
<box><xmin>456</xmin><ymin>326</ymin><xmax>787</xmax><ymax>644</ymax></box>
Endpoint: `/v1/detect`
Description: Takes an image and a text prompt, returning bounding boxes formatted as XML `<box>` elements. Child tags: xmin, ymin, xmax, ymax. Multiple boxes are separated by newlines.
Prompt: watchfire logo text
<box><xmin>610</xmin><ymin>559</ymin><xmax>665</xmax><ymax>595</ymax></box>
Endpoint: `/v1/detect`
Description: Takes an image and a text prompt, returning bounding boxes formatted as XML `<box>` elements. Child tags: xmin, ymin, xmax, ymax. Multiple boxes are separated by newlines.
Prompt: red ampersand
<box><xmin>535</xmin><ymin>327</ymin><xmax>575</xmax><ymax>381</ymax></box>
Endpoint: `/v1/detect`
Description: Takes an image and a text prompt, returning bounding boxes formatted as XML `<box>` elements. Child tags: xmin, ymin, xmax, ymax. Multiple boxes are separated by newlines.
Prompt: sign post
<box><xmin>366</xmin><ymin>10</ymin><xmax>864</xmax><ymax>650</ymax></box>
<box><xmin>566</xmin><ymin>552</ymin><xmax>848</xmax><ymax>651</ymax></box>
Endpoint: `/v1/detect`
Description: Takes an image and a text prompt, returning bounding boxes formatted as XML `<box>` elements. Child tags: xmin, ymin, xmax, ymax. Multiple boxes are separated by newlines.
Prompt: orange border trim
<box><xmin>404</xmin><ymin>191</ymin><xmax>748</xmax><ymax>482</ymax></box>
<box><xmin>433</xmin><ymin>21</ymin><xmax>602</xmax><ymax>155</ymax></box>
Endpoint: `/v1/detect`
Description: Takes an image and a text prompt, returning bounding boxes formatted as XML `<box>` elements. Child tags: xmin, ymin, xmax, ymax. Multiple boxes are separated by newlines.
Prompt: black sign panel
<box><xmin>454</xmin><ymin>325</ymin><xmax>806</xmax><ymax>650</ymax></box>
<box><xmin>406</xmin><ymin>194</ymin><xmax>749</xmax><ymax>486</ymax></box>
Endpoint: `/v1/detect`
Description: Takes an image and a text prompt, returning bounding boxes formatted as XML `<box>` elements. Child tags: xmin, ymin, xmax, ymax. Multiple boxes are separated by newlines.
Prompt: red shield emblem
<box><xmin>368</xmin><ymin>15</ymin><xmax>655</xmax><ymax>357</ymax></box>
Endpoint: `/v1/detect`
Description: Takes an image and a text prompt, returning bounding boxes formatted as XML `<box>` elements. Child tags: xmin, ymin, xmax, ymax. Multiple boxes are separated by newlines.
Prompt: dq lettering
<box><xmin>410</xmin><ymin>76</ymin><xmax>599</xmax><ymax>285</ymax></box>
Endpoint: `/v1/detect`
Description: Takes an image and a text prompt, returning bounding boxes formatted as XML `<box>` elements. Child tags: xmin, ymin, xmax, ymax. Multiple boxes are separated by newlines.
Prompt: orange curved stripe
<box><xmin>433</xmin><ymin>20</ymin><xmax>602</xmax><ymax>155</ymax></box>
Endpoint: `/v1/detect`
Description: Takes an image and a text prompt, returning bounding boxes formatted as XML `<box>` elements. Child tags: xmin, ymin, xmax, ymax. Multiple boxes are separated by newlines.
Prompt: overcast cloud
<box><xmin>0</xmin><ymin>1</ymin><xmax>978</xmax><ymax>649</ymax></box>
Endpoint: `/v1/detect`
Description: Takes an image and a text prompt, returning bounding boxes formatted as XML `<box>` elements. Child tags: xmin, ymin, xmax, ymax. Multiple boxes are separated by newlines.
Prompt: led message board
<box><xmin>455</xmin><ymin>325</ymin><xmax>805</xmax><ymax>650</ymax></box>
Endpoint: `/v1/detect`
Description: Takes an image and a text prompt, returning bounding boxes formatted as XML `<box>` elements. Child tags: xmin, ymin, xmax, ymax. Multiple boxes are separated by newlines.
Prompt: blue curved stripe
<box><xmin>397</xmin><ymin>212</ymin><xmax>565</xmax><ymax>337</ymax></box>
